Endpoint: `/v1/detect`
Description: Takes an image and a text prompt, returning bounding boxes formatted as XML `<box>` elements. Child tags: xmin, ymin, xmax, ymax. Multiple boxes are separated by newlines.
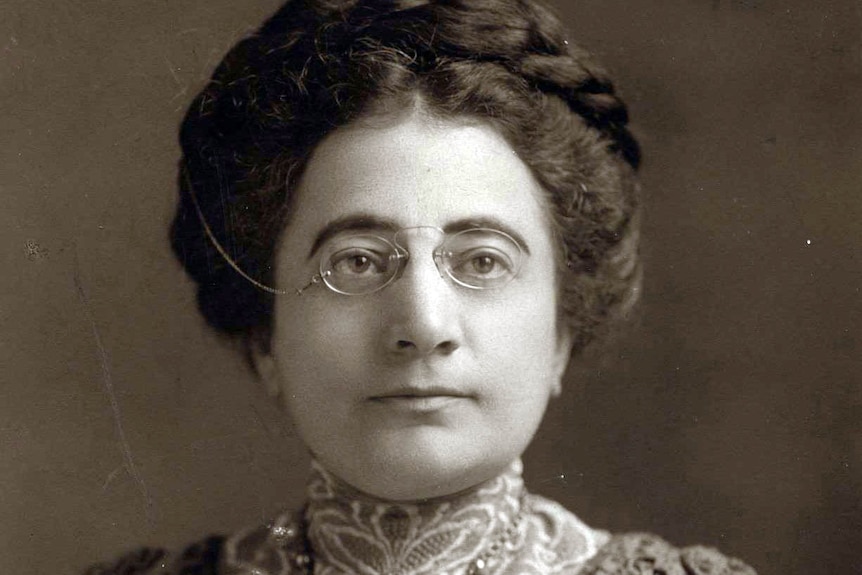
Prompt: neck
<box><xmin>305</xmin><ymin>459</ymin><xmax>524</xmax><ymax>574</ymax></box>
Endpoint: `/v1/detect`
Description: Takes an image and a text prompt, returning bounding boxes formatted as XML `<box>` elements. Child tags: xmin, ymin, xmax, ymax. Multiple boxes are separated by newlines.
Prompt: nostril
<box><xmin>394</xmin><ymin>339</ymin><xmax>458</xmax><ymax>354</ymax></box>
<box><xmin>437</xmin><ymin>340</ymin><xmax>459</xmax><ymax>354</ymax></box>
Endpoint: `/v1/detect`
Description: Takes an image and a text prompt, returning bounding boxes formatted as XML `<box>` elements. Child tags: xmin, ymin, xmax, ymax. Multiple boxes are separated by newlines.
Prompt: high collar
<box><xmin>222</xmin><ymin>459</ymin><xmax>605</xmax><ymax>574</ymax></box>
<box><xmin>304</xmin><ymin>459</ymin><xmax>525</xmax><ymax>574</ymax></box>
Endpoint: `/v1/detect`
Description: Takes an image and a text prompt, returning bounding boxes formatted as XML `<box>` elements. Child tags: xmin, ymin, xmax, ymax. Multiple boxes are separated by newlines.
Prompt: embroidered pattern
<box><xmin>578</xmin><ymin>534</ymin><xmax>758</xmax><ymax>575</ymax></box>
<box><xmin>306</xmin><ymin>460</ymin><xmax>522</xmax><ymax>575</ymax></box>
<box><xmin>222</xmin><ymin>459</ymin><xmax>605</xmax><ymax>574</ymax></box>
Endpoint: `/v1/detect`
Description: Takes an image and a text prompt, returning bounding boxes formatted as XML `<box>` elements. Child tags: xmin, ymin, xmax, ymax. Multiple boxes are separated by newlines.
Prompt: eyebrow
<box><xmin>307</xmin><ymin>213</ymin><xmax>531</xmax><ymax>259</ymax></box>
<box><xmin>308</xmin><ymin>214</ymin><xmax>400</xmax><ymax>259</ymax></box>
<box><xmin>443</xmin><ymin>217</ymin><xmax>531</xmax><ymax>255</ymax></box>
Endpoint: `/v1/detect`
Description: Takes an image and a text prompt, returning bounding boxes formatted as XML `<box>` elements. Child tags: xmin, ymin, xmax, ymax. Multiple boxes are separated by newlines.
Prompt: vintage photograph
<box><xmin>1</xmin><ymin>1</ymin><xmax>859</xmax><ymax>574</ymax></box>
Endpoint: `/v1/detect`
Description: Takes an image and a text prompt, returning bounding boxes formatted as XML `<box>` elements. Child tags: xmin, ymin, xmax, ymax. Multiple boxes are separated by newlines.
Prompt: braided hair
<box><xmin>171</xmin><ymin>0</ymin><xmax>641</xmax><ymax>357</ymax></box>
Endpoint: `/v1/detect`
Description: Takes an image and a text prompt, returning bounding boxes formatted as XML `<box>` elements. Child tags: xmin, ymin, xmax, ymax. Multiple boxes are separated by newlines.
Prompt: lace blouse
<box><xmin>85</xmin><ymin>460</ymin><xmax>756</xmax><ymax>575</ymax></box>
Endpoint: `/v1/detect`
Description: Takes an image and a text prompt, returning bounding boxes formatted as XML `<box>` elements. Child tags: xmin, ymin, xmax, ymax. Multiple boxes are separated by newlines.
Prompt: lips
<box><xmin>370</xmin><ymin>387</ymin><xmax>467</xmax><ymax>400</ymax></box>
<box><xmin>368</xmin><ymin>387</ymin><xmax>471</xmax><ymax>412</ymax></box>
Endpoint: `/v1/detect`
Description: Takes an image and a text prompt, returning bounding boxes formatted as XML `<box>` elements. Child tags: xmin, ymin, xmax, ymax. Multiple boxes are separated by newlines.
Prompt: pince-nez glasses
<box><xmin>185</xmin><ymin>177</ymin><xmax>525</xmax><ymax>296</ymax></box>
<box><xmin>297</xmin><ymin>226</ymin><xmax>525</xmax><ymax>296</ymax></box>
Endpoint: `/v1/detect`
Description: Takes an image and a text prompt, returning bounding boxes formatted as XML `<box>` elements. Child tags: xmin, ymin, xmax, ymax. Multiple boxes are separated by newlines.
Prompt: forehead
<box><xmin>289</xmin><ymin>114</ymin><xmax>550</xmax><ymax>242</ymax></box>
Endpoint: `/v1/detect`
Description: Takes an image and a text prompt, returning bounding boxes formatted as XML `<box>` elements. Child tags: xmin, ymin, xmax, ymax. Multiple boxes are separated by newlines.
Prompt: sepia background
<box><xmin>1</xmin><ymin>1</ymin><xmax>860</xmax><ymax>573</ymax></box>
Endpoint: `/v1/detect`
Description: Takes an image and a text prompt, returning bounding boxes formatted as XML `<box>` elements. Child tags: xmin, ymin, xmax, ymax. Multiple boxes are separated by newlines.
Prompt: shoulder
<box><xmin>84</xmin><ymin>509</ymin><xmax>306</xmax><ymax>575</ymax></box>
<box><xmin>580</xmin><ymin>532</ymin><xmax>757</xmax><ymax>575</ymax></box>
<box><xmin>524</xmin><ymin>494</ymin><xmax>756</xmax><ymax>575</ymax></box>
<box><xmin>82</xmin><ymin>535</ymin><xmax>223</xmax><ymax>575</ymax></box>
<box><xmin>520</xmin><ymin>493</ymin><xmax>611</xmax><ymax>569</ymax></box>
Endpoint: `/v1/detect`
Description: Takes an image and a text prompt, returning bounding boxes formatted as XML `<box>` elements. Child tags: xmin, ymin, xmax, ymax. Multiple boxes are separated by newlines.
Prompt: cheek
<box><xmin>485</xmin><ymin>276</ymin><xmax>560</xmax><ymax>339</ymax></box>
<box><xmin>270</xmin><ymin>299</ymin><xmax>377</xmax><ymax>391</ymax></box>
<box><xmin>472</xmin><ymin>290</ymin><xmax>563</xmax><ymax>385</ymax></box>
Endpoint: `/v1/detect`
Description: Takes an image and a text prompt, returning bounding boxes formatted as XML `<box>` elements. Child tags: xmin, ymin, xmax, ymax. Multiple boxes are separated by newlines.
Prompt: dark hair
<box><xmin>171</xmin><ymin>0</ymin><xmax>641</xmax><ymax>357</ymax></box>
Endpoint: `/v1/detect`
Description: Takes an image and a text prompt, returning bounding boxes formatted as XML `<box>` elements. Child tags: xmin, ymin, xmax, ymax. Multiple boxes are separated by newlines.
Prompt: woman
<box><xmin>89</xmin><ymin>0</ymin><xmax>755</xmax><ymax>573</ymax></box>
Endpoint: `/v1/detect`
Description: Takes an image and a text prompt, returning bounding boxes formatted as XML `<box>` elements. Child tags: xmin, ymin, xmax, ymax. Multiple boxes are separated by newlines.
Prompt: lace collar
<box><xmin>223</xmin><ymin>459</ymin><xmax>605</xmax><ymax>574</ymax></box>
<box><xmin>304</xmin><ymin>459</ymin><xmax>524</xmax><ymax>574</ymax></box>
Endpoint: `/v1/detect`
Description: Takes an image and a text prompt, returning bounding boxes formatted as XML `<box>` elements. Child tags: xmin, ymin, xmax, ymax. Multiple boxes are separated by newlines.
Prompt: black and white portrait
<box><xmin>1</xmin><ymin>1</ymin><xmax>859</xmax><ymax>574</ymax></box>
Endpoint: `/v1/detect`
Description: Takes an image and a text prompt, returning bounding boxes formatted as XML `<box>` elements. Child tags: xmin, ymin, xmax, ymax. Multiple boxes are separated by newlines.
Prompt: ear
<box><xmin>255</xmin><ymin>353</ymin><xmax>282</xmax><ymax>398</ymax></box>
<box><xmin>248</xmin><ymin>336</ymin><xmax>282</xmax><ymax>399</ymax></box>
<box><xmin>549</xmin><ymin>326</ymin><xmax>574</xmax><ymax>398</ymax></box>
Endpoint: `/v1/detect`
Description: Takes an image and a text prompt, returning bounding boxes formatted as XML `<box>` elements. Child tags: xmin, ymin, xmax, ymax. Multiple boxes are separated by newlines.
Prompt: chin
<box><xmin>331</xmin><ymin>430</ymin><xmax>522</xmax><ymax>502</ymax></box>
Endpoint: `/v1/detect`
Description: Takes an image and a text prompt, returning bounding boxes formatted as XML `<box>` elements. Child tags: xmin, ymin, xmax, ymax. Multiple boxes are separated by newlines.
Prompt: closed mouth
<box><xmin>367</xmin><ymin>394</ymin><xmax>466</xmax><ymax>412</ymax></box>
<box><xmin>369</xmin><ymin>387</ymin><xmax>468</xmax><ymax>401</ymax></box>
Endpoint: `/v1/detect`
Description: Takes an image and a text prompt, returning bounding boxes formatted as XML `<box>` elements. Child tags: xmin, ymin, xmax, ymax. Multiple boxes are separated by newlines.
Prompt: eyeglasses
<box><xmin>297</xmin><ymin>226</ymin><xmax>525</xmax><ymax>296</ymax></box>
<box><xmin>184</xmin><ymin>176</ymin><xmax>526</xmax><ymax>296</ymax></box>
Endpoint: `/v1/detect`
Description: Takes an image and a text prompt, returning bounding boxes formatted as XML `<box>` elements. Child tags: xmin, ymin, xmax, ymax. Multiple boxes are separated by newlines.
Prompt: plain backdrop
<box><xmin>1</xmin><ymin>1</ymin><xmax>860</xmax><ymax>574</ymax></box>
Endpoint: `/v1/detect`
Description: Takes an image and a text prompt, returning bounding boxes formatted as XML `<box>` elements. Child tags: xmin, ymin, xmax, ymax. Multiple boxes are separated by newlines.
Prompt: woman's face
<box><xmin>257</xmin><ymin>112</ymin><xmax>572</xmax><ymax>501</ymax></box>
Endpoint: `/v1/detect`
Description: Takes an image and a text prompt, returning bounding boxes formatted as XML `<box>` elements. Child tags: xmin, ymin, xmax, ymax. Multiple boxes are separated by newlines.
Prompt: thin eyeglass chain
<box><xmin>184</xmin><ymin>170</ymin><xmax>289</xmax><ymax>296</ymax></box>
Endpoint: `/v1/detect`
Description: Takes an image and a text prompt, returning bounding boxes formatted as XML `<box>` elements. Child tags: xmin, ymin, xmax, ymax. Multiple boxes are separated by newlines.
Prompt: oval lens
<box><xmin>320</xmin><ymin>235</ymin><xmax>400</xmax><ymax>295</ymax></box>
<box><xmin>441</xmin><ymin>229</ymin><xmax>522</xmax><ymax>289</ymax></box>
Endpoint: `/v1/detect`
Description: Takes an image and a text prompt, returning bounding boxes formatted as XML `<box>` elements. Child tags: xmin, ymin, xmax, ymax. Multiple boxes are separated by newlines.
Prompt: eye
<box><xmin>467</xmin><ymin>254</ymin><xmax>500</xmax><ymax>275</ymax></box>
<box><xmin>330</xmin><ymin>248</ymin><xmax>389</xmax><ymax>276</ymax></box>
<box><xmin>449</xmin><ymin>248</ymin><xmax>513</xmax><ymax>281</ymax></box>
<box><xmin>441</xmin><ymin>228</ymin><xmax>523</xmax><ymax>289</ymax></box>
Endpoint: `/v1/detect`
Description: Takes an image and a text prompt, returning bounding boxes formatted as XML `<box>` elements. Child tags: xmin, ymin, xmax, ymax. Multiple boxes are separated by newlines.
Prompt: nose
<box><xmin>381</xmin><ymin>247</ymin><xmax>463</xmax><ymax>358</ymax></box>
